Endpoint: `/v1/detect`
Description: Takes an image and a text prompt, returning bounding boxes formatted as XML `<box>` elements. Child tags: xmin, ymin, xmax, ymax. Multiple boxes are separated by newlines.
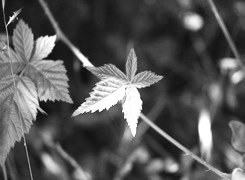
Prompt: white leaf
<box><xmin>86</xmin><ymin>64</ymin><xmax>128</xmax><ymax>82</ymax></box>
<box><xmin>72</xmin><ymin>78</ymin><xmax>126</xmax><ymax>116</ymax></box>
<box><xmin>25</xmin><ymin>60</ymin><xmax>72</xmax><ymax>103</ymax></box>
<box><xmin>132</xmin><ymin>71</ymin><xmax>163</xmax><ymax>88</ymax></box>
<box><xmin>31</xmin><ymin>35</ymin><xmax>56</xmax><ymax>61</ymax></box>
<box><xmin>126</xmin><ymin>49</ymin><xmax>137</xmax><ymax>81</ymax></box>
<box><xmin>122</xmin><ymin>85</ymin><xmax>142</xmax><ymax>136</ymax></box>
<box><xmin>13</xmin><ymin>20</ymin><xmax>34</xmax><ymax>61</ymax></box>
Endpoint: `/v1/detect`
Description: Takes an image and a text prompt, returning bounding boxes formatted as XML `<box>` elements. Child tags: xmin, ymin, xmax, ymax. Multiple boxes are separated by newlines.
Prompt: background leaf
<box><xmin>0</xmin><ymin>75</ymin><xmax>40</xmax><ymax>166</ymax></box>
<box><xmin>25</xmin><ymin>60</ymin><xmax>72</xmax><ymax>103</ymax></box>
<box><xmin>132</xmin><ymin>71</ymin><xmax>163</xmax><ymax>88</ymax></box>
<box><xmin>126</xmin><ymin>49</ymin><xmax>137</xmax><ymax>81</ymax></box>
<box><xmin>86</xmin><ymin>64</ymin><xmax>128</xmax><ymax>82</ymax></box>
<box><xmin>122</xmin><ymin>85</ymin><xmax>142</xmax><ymax>136</ymax></box>
<box><xmin>229</xmin><ymin>120</ymin><xmax>245</xmax><ymax>153</ymax></box>
<box><xmin>72</xmin><ymin>78</ymin><xmax>126</xmax><ymax>116</ymax></box>
<box><xmin>13</xmin><ymin>20</ymin><xmax>34</xmax><ymax>61</ymax></box>
<box><xmin>31</xmin><ymin>35</ymin><xmax>56</xmax><ymax>61</ymax></box>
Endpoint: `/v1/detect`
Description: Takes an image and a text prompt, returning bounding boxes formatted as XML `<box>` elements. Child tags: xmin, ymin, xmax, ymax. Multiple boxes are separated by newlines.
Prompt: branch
<box><xmin>38</xmin><ymin>0</ymin><xmax>92</xmax><ymax>67</ymax></box>
<box><xmin>37</xmin><ymin>0</ymin><xmax>231</xmax><ymax>179</ymax></box>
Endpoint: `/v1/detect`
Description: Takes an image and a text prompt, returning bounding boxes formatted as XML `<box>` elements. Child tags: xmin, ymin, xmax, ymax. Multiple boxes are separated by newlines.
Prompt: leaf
<box><xmin>72</xmin><ymin>78</ymin><xmax>126</xmax><ymax>116</ymax></box>
<box><xmin>0</xmin><ymin>48</ymin><xmax>25</xmax><ymax>79</ymax></box>
<box><xmin>126</xmin><ymin>49</ymin><xmax>137</xmax><ymax>81</ymax></box>
<box><xmin>0</xmin><ymin>75</ymin><xmax>40</xmax><ymax>166</ymax></box>
<box><xmin>25</xmin><ymin>60</ymin><xmax>72</xmax><ymax>103</ymax></box>
<box><xmin>17</xmin><ymin>76</ymin><xmax>44</xmax><ymax>121</ymax></box>
<box><xmin>73</xmin><ymin>49</ymin><xmax>162</xmax><ymax>137</ymax></box>
<box><xmin>132</xmin><ymin>71</ymin><xmax>163</xmax><ymax>88</ymax></box>
<box><xmin>13</xmin><ymin>20</ymin><xmax>34</xmax><ymax>61</ymax></box>
<box><xmin>31</xmin><ymin>35</ymin><xmax>56</xmax><ymax>61</ymax></box>
<box><xmin>86</xmin><ymin>64</ymin><xmax>128</xmax><ymax>82</ymax></box>
<box><xmin>229</xmin><ymin>120</ymin><xmax>245</xmax><ymax>153</ymax></box>
<box><xmin>122</xmin><ymin>85</ymin><xmax>142</xmax><ymax>136</ymax></box>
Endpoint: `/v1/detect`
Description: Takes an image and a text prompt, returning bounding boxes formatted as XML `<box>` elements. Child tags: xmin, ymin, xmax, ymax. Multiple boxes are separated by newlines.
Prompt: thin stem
<box><xmin>38</xmin><ymin>0</ymin><xmax>231</xmax><ymax>178</ymax></box>
<box><xmin>139</xmin><ymin>113</ymin><xmax>231</xmax><ymax>180</ymax></box>
<box><xmin>2</xmin><ymin>5</ymin><xmax>34</xmax><ymax>180</ymax></box>
<box><xmin>2</xmin><ymin>163</ymin><xmax>7</xmax><ymax>180</ymax></box>
<box><xmin>23</xmin><ymin>136</ymin><xmax>34</xmax><ymax>180</ymax></box>
<box><xmin>207</xmin><ymin>0</ymin><xmax>244</xmax><ymax>70</ymax></box>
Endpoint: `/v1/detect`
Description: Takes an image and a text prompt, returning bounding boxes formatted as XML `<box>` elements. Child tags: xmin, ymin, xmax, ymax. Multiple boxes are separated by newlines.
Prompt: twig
<box><xmin>38</xmin><ymin>0</ymin><xmax>231</xmax><ymax>179</ymax></box>
<box><xmin>207</xmin><ymin>0</ymin><xmax>244</xmax><ymax>70</ymax></box>
<box><xmin>38</xmin><ymin>0</ymin><xmax>92</xmax><ymax>67</ymax></box>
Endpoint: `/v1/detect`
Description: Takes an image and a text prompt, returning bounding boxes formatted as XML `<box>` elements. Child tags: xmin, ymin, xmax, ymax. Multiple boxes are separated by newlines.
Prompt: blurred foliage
<box><xmin>2</xmin><ymin>0</ymin><xmax>245</xmax><ymax>179</ymax></box>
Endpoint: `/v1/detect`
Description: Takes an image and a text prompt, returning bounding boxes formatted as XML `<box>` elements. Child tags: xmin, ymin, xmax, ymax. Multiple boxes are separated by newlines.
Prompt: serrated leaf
<box><xmin>126</xmin><ymin>49</ymin><xmax>137</xmax><ymax>81</ymax></box>
<box><xmin>13</xmin><ymin>20</ymin><xmax>34</xmax><ymax>61</ymax></box>
<box><xmin>229</xmin><ymin>120</ymin><xmax>245</xmax><ymax>153</ymax></box>
<box><xmin>72</xmin><ymin>78</ymin><xmax>126</xmax><ymax>116</ymax></box>
<box><xmin>25</xmin><ymin>60</ymin><xmax>72</xmax><ymax>103</ymax></box>
<box><xmin>0</xmin><ymin>48</ymin><xmax>25</xmax><ymax>79</ymax></box>
<box><xmin>131</xmin><ymin>71</ymin><xmax>163</xmax><ymax>88</ymax></box>
<box><xmin>86</xmin><ymin>64</ymin><xmax>128</xmax><ymax>82</ymax></box>
<box><xmin>31</xmin><ymin>35</ymin><xmax>56</xmax><ymax>61</ymax></box>
<box><xmin>17</xmin><ymin>76</ymin><xmax>43</xmax><ymax>121</ymax></box>
<box><xmin>122</xmin><ymin>85</ymin><xmax>142</xmax><ymax>136</ymax></box>
<box><xmin>0</xmin><ymin>75</ymin><xmax>40</xmax><ymax>166</ymax></box>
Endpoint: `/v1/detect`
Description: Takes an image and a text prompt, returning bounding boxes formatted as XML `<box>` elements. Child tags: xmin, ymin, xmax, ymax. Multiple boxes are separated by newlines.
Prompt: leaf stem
<box><xmin>207</xmin><ymin>0</ymin><xmax>244</xmax><ymax>70</ymax></box>
<box><xmin>38</xmin><ymin>0</ymin><xmax>231</xmax><ymax>178</ymax></box>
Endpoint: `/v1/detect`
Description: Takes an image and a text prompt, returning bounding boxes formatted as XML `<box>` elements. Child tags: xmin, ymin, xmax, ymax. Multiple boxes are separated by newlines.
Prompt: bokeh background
<box><xmin>1</xmin><ymin>0</ymin><xmax>245</xmax><ymax>179</ymax></box>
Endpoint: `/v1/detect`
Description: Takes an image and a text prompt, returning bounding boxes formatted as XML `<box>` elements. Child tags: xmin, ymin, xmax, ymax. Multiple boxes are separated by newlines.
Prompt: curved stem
<box><xmin>38</xmin><ymin>0</ymin><xmax>231</xmax><ymax>179</ymax></box>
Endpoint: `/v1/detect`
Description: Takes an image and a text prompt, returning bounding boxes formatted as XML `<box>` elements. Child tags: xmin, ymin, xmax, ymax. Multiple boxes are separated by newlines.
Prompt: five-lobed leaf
<box><xmin>73</xmin><ymin>48</ymin><xmax>163</xmax><ymax>136</ymax></box>
<box><xmin>0</xmin><ymin>19</ymin><xmax>72</xmax><ymax>166</ymax></box>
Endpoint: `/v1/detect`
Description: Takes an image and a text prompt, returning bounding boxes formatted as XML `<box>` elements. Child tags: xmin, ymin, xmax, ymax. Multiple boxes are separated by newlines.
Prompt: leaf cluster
<box><xmin>0</xmin><ymin>20</ymin><xmax>72</xmax><ymax>166</ymax></box>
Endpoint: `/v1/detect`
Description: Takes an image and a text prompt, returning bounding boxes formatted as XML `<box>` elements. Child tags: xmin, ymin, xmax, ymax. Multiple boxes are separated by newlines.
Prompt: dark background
<box><xmin>1</xmin><ymin>0</ymin><xmax>245</xmax><ymax>179</ymax></box>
